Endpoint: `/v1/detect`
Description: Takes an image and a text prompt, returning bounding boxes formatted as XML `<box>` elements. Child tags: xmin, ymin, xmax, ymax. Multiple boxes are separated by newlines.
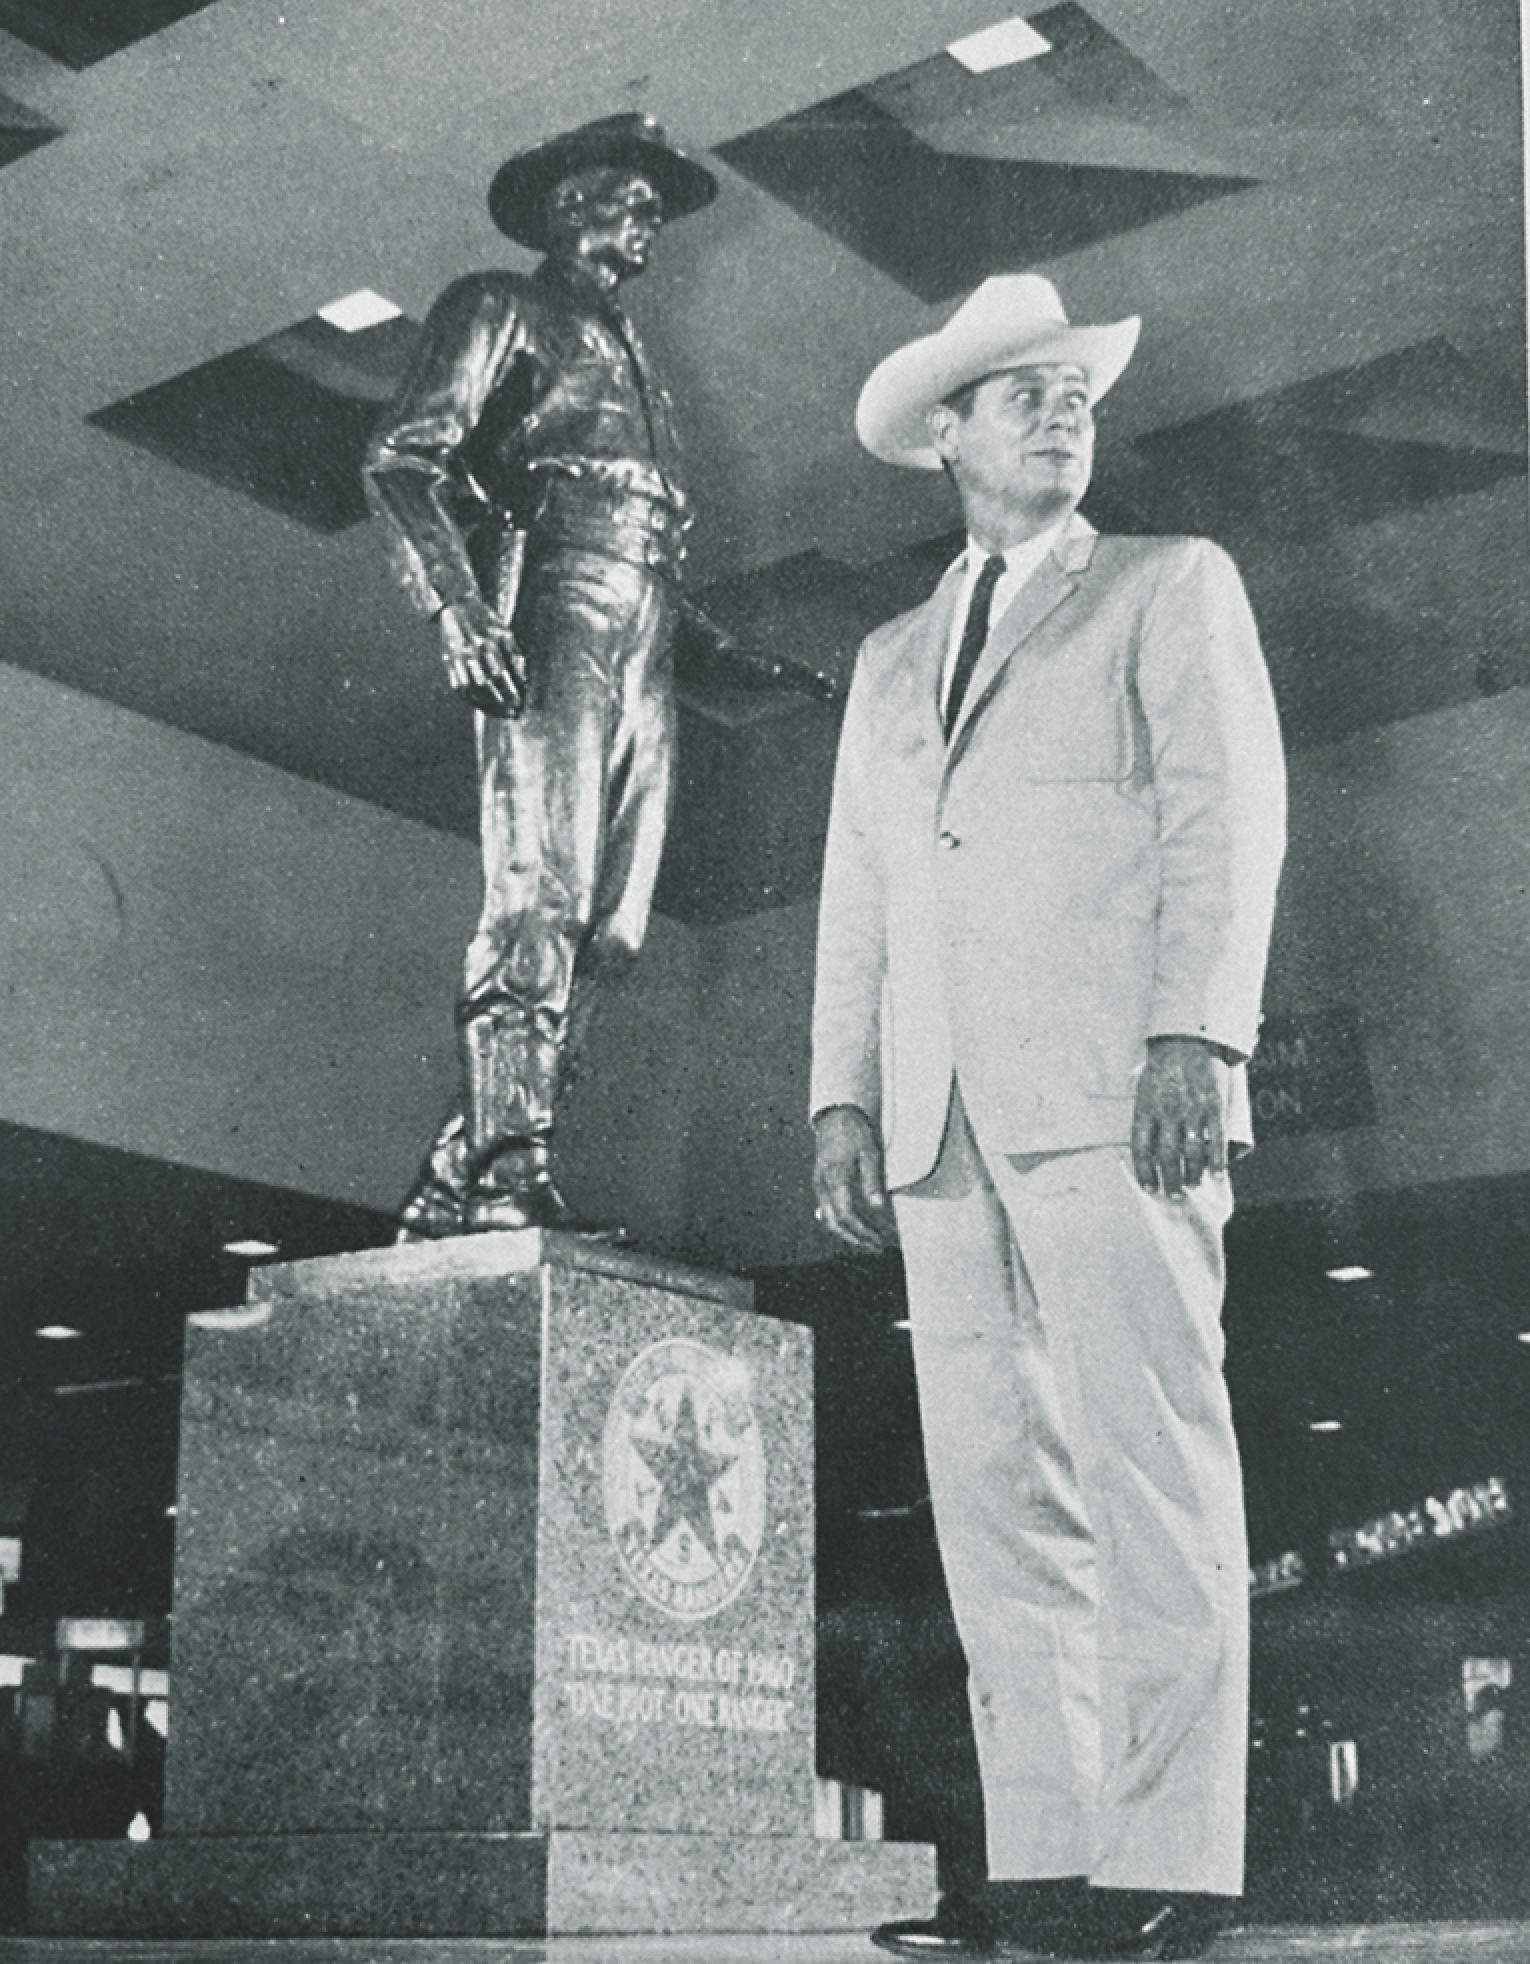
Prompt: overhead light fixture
<box><xmin>1325</xmin><ymin>1265</ymin><xmax>1374</xmax><ymax>1283</ymax></box>
<box><xmin>1517</xmin><ymin>1332</ymin><xmax>1530</xmax><ymax>1345</ymax></box>
<box><xmin>1309</xmin><ymin>1419</ymin><xmax>1344</xmax><ymax>1433</ymax></box>
<box><xmin>318</xmin><ymin>288</ymin><xmax>403</xmax><ymax>333</ymax></box>
<box><xmin>223</xmin><ymin>1238</ymin><xmax>279</xmax><ymax>1259</ymax></box>
<box><xmin>948</xmin><ymin>15</ymin><xmax>1053</xmax><ymax>72</ymax></box>
<box><xmin>56</xmin><ymin>1618</ymin><xmax>147</xmax><ymax>1653</ymax></box>
<box><xmin>34</xmin><ymin>1324</ymin><xmax>82</xmax><ymax>1341</ymax></box>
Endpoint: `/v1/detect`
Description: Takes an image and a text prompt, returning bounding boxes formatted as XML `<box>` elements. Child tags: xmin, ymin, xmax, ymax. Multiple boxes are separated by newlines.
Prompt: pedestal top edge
<box><xmin>243</xmin><ymin>1229</ymin><xmax>755</xmax><ymax>1310</ymax></box>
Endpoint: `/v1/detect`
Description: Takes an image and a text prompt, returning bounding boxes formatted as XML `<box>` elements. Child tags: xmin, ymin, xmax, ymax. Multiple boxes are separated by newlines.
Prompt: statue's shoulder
<box><xmin>423</xmin><ymin>266</ymin><xmax>540</xmax><ymax>329</ymax></box>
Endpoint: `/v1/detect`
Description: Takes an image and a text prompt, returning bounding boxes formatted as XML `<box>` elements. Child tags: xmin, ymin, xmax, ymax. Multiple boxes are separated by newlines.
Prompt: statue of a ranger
<box><xmin>364</xmin><ymin>113</ymin><xmax>719</xmax><ymax>1238</ymax></box>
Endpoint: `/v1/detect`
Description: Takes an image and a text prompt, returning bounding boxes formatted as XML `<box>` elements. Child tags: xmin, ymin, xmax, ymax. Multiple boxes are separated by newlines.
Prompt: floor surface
<box><xmin>2</xmin><ymin>1920</ymin><xmax>1529</xmax><ymax>1962</ymax></box>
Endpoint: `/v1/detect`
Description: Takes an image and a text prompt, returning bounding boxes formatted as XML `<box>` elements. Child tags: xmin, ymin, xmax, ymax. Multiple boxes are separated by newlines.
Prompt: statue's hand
<box><xmin>438</xmin><ymin>598</ymin><xmax>526</xmax><ymax>718</ymax></box>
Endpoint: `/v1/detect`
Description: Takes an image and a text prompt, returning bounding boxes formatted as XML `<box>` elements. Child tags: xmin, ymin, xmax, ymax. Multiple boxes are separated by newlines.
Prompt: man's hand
<box><xmin>1131</xmin><ymin>1036</ymin><xmax>1229</xmax><ymax>1198</ymax></box>
<box><xmin>438</xmin><ymin>597</ymin><xmax>527</xmax><ymax>717</ymax></box>
<box><xmin>813</xmin><ymin>1105</ymin><xmax>896</xmax><ymax>1254</ymax></box>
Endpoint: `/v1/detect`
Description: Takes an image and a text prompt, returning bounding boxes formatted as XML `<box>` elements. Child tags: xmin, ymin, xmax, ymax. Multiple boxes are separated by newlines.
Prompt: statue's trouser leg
<box><xmin>448</xmin><ymin>544</ymin><xmax>675</xmax><ymax>1231</ymax></box>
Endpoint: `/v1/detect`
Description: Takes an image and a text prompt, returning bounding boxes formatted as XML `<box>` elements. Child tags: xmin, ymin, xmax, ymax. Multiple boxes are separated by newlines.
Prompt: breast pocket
<box><xmin>1007</xmin><ymin>655</ymin><xmax>1146</xmax><ymax>785</ymax></box>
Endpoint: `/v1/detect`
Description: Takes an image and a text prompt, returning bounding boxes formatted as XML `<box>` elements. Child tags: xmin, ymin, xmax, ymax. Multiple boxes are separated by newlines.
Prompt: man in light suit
<box><xmin>811</xmin><ymin>276</ymin><xmax>1286</xmax><ymax>1961</ymax></box>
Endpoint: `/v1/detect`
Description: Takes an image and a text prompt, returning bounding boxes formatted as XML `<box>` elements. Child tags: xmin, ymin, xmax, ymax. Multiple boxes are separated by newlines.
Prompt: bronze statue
<box><xmin>364</xmin><ymin>114</ymin><xmax>719</xmax><ymax>1237</ymax></box>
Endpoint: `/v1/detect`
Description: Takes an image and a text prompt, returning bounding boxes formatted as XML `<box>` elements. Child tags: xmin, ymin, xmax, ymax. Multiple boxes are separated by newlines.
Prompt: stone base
<box><xmin>29</xmin><ymin>1828</ymin><xmax>935</xmax><ymax>1938</ymax></box>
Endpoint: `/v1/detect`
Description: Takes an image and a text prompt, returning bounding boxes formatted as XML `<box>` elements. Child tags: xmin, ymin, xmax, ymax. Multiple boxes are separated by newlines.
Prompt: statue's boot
<box><xmin>396</xmin><ymin>1110</ymin><xmax>470</xmax><ymax>1240</ymax></box>
<box><xmin>465</xmin><ymin>1137</ymin><xmax>576</xmax><ymax>1232</ymax></box>
<box><xmin>459</xmin><ymin>1009</ymin><xmax>578</xmax><ymax>1234</ymax></box>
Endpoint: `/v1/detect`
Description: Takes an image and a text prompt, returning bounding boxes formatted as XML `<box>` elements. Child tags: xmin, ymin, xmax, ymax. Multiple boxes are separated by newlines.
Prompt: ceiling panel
<box><xmin>0</xmin><ymin>81</ymin><xmax>59</xmax><ymax>161</ymax></box>
<box><xmin>0</xmin><ymin>0</ymin><xmax>217</xmax><ymax>68</ymax></box>
<box><xmin>1121</xmin><ymin>339</ymin><xmax>1529</xmax><ymax>545</ymax></box>
<box><xmin>716</xmin><ymin>3</ymin><xmax>1256</xmax><ymax>301</ymax></box>
<box><xmin>86</xmin><ymin>312</ymin><xmax>419</xmax><ymax>535</ymax></box>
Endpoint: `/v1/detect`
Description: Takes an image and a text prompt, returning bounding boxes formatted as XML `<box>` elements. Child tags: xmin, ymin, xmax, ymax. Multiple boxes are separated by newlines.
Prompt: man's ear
<box><xmin>927</xmin><ymin>402</ymin><xmax>958</xmax><ymax>464</ymax></box>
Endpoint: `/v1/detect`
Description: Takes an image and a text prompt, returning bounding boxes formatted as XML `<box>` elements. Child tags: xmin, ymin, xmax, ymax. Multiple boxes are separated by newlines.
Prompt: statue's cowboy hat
<box><xmin>856</xmin><ymin>274</ymin><xmax>1141</xmax><ymax>470</ymax></box>
<box><xmin>489</xmin><ymin>112</ymin><xmax>718</xmax><ymax>250</ymax></box>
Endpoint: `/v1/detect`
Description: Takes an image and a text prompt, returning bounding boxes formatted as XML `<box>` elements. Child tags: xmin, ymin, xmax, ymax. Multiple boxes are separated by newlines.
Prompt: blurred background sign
<box><xmin>1250</xmin><ymin>1005</ymin><xmax>1375</xmax><ymax>1138</ymax></box>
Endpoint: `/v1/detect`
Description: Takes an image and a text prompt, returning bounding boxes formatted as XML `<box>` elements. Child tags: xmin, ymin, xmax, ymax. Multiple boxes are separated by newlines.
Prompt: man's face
<box><xmin>931</xmin><ymin>363</ymin><xmax>1095</xmax><ymax>531</ymax></box>
<box><xmin>552</xmin><ymin>167</ymin><xmax>665</xmax><ymax>282</ymax></box>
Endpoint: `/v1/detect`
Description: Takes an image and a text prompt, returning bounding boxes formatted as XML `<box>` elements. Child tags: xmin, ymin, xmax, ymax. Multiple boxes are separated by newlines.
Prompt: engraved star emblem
<box><xmin>632</xmin><ymin>1384</ymin><xmax>736</xmax><ymax>1563</ymax></box>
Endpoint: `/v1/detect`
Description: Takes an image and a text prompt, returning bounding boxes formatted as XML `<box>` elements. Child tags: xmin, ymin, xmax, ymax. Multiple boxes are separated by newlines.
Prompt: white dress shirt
<box><xmin>940</xmin><ymin>520</ymin><xmax>1067</xmax><ymax>722</ymax></box>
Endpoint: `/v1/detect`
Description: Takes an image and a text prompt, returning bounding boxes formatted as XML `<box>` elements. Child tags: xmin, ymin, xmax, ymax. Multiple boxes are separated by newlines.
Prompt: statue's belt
<box><xmin>519</xmin><ymin>460</ymin><xmax>691</xmax><ymax>578</ymax></box>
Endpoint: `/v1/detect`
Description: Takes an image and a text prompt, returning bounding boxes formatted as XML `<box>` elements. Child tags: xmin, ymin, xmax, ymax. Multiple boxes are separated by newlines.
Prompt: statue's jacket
<box><xmin>363</xmin><ymin>257</ymin><xmax>687</xmax><ymax>619</ymax></box>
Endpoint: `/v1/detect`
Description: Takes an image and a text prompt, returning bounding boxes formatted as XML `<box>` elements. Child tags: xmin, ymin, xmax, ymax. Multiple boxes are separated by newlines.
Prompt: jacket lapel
<box><xmin>909</xmin><ymin>560</ymin><xmax>965</xmax><ymax>736</ymax></box>
<box><xmin>945</xmin><ymin>515</ymin><xmax>1098</xmax><ymax>754</ymax></box>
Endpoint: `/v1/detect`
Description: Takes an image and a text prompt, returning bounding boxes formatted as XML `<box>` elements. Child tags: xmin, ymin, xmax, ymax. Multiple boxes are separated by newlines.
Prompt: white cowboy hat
<box><xmin>856</xmin><ymin>274</ymin><xmax>1141</xmax><ymax>470</ymax></box>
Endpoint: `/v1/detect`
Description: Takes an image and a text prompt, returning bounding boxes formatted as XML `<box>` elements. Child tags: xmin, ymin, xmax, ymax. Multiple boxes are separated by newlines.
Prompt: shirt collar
<box><xmin>961</xmin><ymin>516</ymin><xmax>1068</xmax><ymax>586</ymax></box>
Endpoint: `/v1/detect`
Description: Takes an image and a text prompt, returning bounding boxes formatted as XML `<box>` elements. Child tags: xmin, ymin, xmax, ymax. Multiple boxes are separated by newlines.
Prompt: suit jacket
<box><xmin>810</xmin><ymin>514</ymin><xmax>1287</xmax><ymax>1188</ymax></box>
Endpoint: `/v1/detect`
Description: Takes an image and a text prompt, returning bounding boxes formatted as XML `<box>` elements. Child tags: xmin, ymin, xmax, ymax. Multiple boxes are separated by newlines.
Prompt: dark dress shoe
<box><xmin>1071</xmin><ymin>1890</ymin><xmax>1236</xmax><ymax>1959</ymax></box>
<box><xmin>986</xmin><ymin>1877</ymin><xmax>1092</xmax><ymax>1956</ymax></box>
<box><xmin>872</xmin><ymin>1899</ymin><xmax>998</xmax><ymax>1957</ymax></box>
<box><xmin>873</xmin><ymin>1880</ymin><xmax>1091</xmax><ymax>1959</ymax></box>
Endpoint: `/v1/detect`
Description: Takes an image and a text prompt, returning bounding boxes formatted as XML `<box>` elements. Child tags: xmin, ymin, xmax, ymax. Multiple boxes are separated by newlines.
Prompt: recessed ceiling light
<box><xmin>948</xmin><ymin>15</ymin><xmax>1052</xmax><ymax>72</ymax></box>
<box><xmin>1308</xmin><ymin>1419</ymin><xmax>1344</xmax><ymax>1433</ymax></box>
<box><xmin>35</xmin><ymin>1324</ymin><xmax>83</xmax><ymax>1341</ymax></box>
<box><xmin>56</xmin><ymin>1618</ymin><xmax>147</xmax><ymax>1653</ymax></box>
<box><xmin>1325</xmin><ymin>1265</ymin><xmax>1374</xmax><ymax>1283</ymax></box>
<box><xmin>223</xmin><ymin>1238</ymin><xmax>279</xmax><ymax>1259</ymax></box>
<box><xmin>1518</xmin><ymin>1332</ymin><xmax>1530</xmax><ymax>1345</ymax></box>
<box><xmin>318</xmin><ymin>288</ymin><xmax>403</xmax><ymax>333</ymax></box>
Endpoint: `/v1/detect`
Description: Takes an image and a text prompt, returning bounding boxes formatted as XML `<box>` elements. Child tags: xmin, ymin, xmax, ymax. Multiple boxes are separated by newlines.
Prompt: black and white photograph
<box><xmin>0</xmin><ymin>4</ymin><xmax>1525</xmax><ymax>1961</ymax></box>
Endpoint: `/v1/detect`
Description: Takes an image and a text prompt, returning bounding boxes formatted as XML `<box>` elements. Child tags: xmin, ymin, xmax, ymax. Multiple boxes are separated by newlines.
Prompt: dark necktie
<box><xmin>944</xmin><ymin>553</ymin><xmax>1006</xmax><ymax>737</ymax></box>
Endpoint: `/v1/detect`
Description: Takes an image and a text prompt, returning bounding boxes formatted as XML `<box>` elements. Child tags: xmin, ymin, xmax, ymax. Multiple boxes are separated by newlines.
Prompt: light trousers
<box><xmin>893</xmin><ymin>1093</ymin><xmax>1249</xmax><ymax>1895</ymax></box>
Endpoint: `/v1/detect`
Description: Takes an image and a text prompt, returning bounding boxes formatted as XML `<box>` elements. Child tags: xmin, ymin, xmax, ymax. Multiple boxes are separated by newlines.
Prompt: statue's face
<box><xmin>549</xmin><ymin>167</ymin><xmax>665</xmax><ymax>283</ymax></box>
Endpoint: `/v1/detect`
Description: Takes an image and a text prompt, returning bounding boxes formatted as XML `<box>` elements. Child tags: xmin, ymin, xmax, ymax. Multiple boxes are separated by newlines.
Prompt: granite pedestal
<box><xmin>30</xmin><ymin>1232</ymin><xmax>933</xmax><ymax>1936</ymax></box>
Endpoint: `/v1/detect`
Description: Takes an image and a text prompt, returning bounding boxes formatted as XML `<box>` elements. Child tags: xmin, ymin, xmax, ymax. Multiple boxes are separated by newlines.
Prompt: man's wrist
<box><xmin>812</xmin><ymin>1102</ymin><xmax>873</xmax><ymax>1130</ymax></box>
<box><xmin>1147</xmin><ymin>1033</ymin><xmax>1244</xmax><ymax>1066</ymax></box>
